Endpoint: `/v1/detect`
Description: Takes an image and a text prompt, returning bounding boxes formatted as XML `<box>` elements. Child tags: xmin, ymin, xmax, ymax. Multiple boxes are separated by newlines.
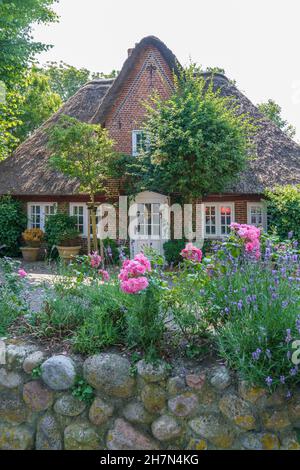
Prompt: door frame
<box><xmin>129</xmin><ymin>191</ymin><xmax>169</xmax><ymax>257</ymax></box>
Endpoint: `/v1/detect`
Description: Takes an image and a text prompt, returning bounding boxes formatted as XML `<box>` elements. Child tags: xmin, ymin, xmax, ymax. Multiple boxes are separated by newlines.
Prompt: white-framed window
<box><xmin>204</xmin><ymin>203</ymin><xmax>234</xmax><ymax>238</ymax></box>
<box><xmin>247</xmin><ymin>202</ymin><xmax>267</xmax><ymax>229</ymax></box>
<box><xmin>70</xmin><ymin>203</ymin><xmax>88</xmax><ymax>236</ymax></box>
<box><xmin>132</xmin><ymin>130</ymin><xmax>150</xmax><ymax>156</ymax></box>
<box><xmin>27</xmin><ymin>203</ymin><xmax>57</xmax><ymax>230</ymax></box>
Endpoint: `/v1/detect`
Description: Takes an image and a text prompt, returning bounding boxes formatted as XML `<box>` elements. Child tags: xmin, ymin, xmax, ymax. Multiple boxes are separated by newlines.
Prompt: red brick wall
<box><xmin>105</xmin><ymin>45</ymin><xmax>174</xmax><ymax>154</ymax></box>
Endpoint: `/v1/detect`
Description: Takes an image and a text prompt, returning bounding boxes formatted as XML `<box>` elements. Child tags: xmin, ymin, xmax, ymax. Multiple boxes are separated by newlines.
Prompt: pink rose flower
<box><xmin>18</xmin><ymin>268</ymin><xmax>27</xmax><ymax>278</ymax></box>
<box><xmin>89</xmin><ymin>251</ymin><xmax>102</xmax><ymax>268</ymax></box>
<box><xmin>98</xmin><ymin>269</ymin><xmax>110</xmax><ymax>282</ymax></box>
<box><xmin>120</xmin><ymin>276</ymin><xmax>149</xmax><ymax>294</ymax></box>
<box><xmin>180</xmin><ymin>243</ymin><xmax>202</xmax><ymax>262</ymax></box>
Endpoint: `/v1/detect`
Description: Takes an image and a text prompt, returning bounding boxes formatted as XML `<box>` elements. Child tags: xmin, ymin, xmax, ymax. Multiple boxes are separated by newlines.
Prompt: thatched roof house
<box><xmin>0</xmin><ymin>36</ymin><xmax>299</xmax><ymax>253</ymax></box>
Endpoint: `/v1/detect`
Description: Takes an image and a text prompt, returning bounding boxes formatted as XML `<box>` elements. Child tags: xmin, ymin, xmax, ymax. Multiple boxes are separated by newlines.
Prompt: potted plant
<box><xmin>45</xmin><ymin>213</ymin><xmax>81</xmax><ymax>262</ymax></box>
<box><xmin>56</xmin><ymin>227</ymin><xmax>81</xmax><ymax>262</ymax></box>
<box><xmin>20</xmin><ymin>228</ymin><xmax>44</xmax><ymax>262</ymax></box>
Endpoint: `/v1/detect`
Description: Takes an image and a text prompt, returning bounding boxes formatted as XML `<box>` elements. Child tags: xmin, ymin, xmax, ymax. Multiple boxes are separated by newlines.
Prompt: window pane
<box><xmin>205</xmin><ymin>206</ymin><xmax>216</xmax><ymax>236</ymax></box>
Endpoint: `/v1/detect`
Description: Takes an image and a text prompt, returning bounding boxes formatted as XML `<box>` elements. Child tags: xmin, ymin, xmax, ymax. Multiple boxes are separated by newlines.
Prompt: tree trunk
<box><xmin>90</xmin><ymin>195</ymin><xmax>98</xmax><ymax>253</ymax></box>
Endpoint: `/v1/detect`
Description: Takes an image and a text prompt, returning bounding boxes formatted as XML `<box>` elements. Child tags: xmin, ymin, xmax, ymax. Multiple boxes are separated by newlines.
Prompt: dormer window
<box><xmin>132</xmin><ymin>130</ymin><xmax>150</xmax><ymax>156</ymax></box>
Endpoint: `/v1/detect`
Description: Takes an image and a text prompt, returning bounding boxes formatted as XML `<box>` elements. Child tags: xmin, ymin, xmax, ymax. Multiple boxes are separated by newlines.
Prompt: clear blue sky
<box><xmin>33</xmin><ymin>0</ymin><xmax>300</xmax><ymax>141</ymax></box>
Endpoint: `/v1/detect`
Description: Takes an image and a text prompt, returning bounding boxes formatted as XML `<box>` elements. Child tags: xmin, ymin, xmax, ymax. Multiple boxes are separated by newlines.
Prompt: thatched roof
<box><xmin>0</xmin><ymin>36</ymin><xmax>299</xmax><ymax>196</ymax></box>
<box><xmin>0</xmin><ymin>79</ymin><xmax>113</xmax><ymax>195</ymax></box>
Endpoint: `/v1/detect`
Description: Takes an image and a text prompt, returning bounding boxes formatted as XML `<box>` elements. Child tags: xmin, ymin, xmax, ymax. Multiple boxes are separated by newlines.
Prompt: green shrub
<box><xmin>0</xmin><ymin>258</ymin><xmax>30</xmax><ymax>334</ymax></box>
<box><xmin>202</xmin><ymin>244</ymin><xmax>300</xmax><ymax>391</ymax></box>
<box><xmin>0</xmin><ymin>196</ymin><xmax>27</xmax><ymax>256</ymax></box>
<box><xmin>265</xmin><ymin>185</ymin><xmax>300</xmax><ymax>240</ymax></box>
<box><xmin>44</xmin><ymin>212</ymin><xmax>79</xmax><ymax>256</ymax></box>
<box><xmin>163</xmin><ymin>239</ymin><xmax>186</xmax><ymax>266</ymax></box>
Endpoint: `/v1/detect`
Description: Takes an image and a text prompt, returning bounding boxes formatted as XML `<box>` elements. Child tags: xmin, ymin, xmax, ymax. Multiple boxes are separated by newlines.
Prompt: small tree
<box><xmin>257</xmin><ymin>99</ymin><xmax>296</xmax><ymax>139</ymax></box>
<box><xmin>124</xmin><ymin>65</ymin><xmax>255</xmax><ymax>201</ymax></box>
<box><xmin>48</xmin><ymin>115</ymin><xmax>117</xmax><ymax>255</ymax></box>
<box><xmin>265</xmin><ymin>185</ymin><xmax>300</xmax><ymax>240</ymax></box>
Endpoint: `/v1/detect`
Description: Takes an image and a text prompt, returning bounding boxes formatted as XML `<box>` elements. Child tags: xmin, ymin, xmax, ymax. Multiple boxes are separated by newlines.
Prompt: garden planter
<box><xmin>20</xmin><ymin>246</ymin><xmax>40</xmax><ymax>262</ymax></box>
<box><xmin>57</xmin><ymin>245</ymin><xmax>81</xmax><ymax>262</ymax></box>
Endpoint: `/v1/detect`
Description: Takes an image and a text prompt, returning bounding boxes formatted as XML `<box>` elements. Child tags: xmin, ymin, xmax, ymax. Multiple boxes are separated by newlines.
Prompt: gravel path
<box><xmin>19</xmin><ymin>261</ymin><xmax>58</xmax><ymax>312</ymax></box>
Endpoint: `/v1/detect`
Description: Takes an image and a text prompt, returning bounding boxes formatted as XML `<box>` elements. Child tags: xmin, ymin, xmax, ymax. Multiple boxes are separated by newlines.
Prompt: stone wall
<box><xmin>0</xmin><ymin>339</ymin><xmax>300</xmax><ymax>450</ymax></box>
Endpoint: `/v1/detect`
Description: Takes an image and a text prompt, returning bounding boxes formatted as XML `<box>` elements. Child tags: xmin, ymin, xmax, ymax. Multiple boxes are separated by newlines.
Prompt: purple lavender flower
<box><xmin>296</xmin><ymin>316</ymin><xmax>300</xmax><ymax>334</ymax></box>
<box><xmin>252</xmin><ymin>348</ymin><xmax>262</xmax><ymax>361</ymax></box>
<box><xmin>285</xmin><ymin>329</ymin><xmax>292</xmax><ymax>343</ymax></box>
<box><xmin>224</xmin><ymin>307</ymin><xmax>230</xmax><ymax>315</ymax></box>
<box><xmin>282</xmin><ymin>300</ymin><xmax>289</xmax><ymax>309</ymax></box>
<box><xmin>280</xmin><ymin>375</ymin><xmax>286</xmax><ymax>384</ymax></box>
<box><xmin>237</xmin><ymin>300</ymin><xmax>243</xmax><ymax>311</ymax></box>
<box><xmin>286</xmin><ymin>390</ymin><xmax>292</xmax><ymax>399</ymax></box>
<box><xmin>265</xmin><ymin>349</ymin><xmax>272</xmax><ymax>359</ymax></box>
<box><xmin>287</xmin><ymin>351</ymin><xmax>292</xmax><ymax>360</ymax></box>
<box><xmin>292</xmin><ymin>254</ymin><xmax>298</xmax><ymax>262</ymax></box>
<box><xmin>290</xmin><ymin>366</ymin><xmax>298</xmax><ymax>376</ymax></box>
<box><xmin>265</xmin><ymin>376</ymin><xmax>273</xmax><ymax>387</ymax></box>
<box><xmin>288</xmin><ymin>231</ymin><xmax>294</xmax><ymax>239</ymax></box>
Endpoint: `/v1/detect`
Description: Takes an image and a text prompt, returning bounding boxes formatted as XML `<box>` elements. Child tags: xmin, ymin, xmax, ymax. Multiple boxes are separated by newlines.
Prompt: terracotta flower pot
<box><xmin>57</xmin><ymin>245</ymin><xmax>81</xmax><ymax>263</ymax></box>
<box><xmin>20</xmin><ymin>247</ymin><xmax>40</xmax><ymax>262</ymax></box>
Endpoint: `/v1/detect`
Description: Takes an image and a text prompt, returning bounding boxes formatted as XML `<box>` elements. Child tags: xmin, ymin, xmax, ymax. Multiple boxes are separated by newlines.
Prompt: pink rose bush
<box><xmin>89</xmin><ymin>251</ymin><xmax>102</xmax><ymax>269</ymax></box>
<box><xmin>119</xmin><ymin>253</ymin><xmax>151</xmax><ymax>294</ymax></box>
<box><xmin>18</xmin><ymin>268</ymin><xmax>27</xmax><ymax>278</ymax></box>
<box><xmin>230</xmin><ymin>223</ymin><xmax>261</xmax><ymax>259</ymax></box>
<box><xmin>98</xmin><ymin>269</ymin><xmax>110</xmax><ymax>282</ymax></box>
<box><xmin>180</xmin><ymin>243</ymin><xmax>203</xmax><ymax>263</ymax></box>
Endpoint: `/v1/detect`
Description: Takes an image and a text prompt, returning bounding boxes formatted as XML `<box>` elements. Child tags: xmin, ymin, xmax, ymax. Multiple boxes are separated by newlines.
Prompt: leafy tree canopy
<box><xmin>257</xmin><ymin>99</ymin><xmax>296</xmax><ymax>139</ymax></box>
<box><xmin>121</xmin><ymin>65</ymin><xmax>256</xmax><ymax>201</ymax></box>
<box><xmin>43</xmin><ymin>61</ymin><xmax>118</xmax><ymax>101</ymax></box>
<box><xmin>0</xmin><ymin>0</ymin><xmax>58</xmax><ymax>160</ymax></box>
<box><xmin>48</xmin><ymin>115</ymin><xmax>118</xmax><ymax>251</ymax></box>
<box><xmin>14</xmin><ymin>66</ymin><xmax>62</xmax><ymax>142</ymax></box>
<box><xmin>265</xmin><ymin>185</ymin><xmax>300</xmax><ymax>240</ymax></box>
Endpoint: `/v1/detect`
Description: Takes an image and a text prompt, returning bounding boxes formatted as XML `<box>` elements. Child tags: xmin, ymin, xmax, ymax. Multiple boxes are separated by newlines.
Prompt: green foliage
<box><xmin>44</xmin><ymin>212</ymin><xmax>79</xmax><ymax>254</ymax></box>
<box><xmin>0</xmin><ymin>196</ymin><xmax>27</xmax><ymax>256</ymax></box>
<box><xmin>258</xmin><ymin>99</ymin><xmax>296</xmax><ymax>139</ymax></box>
<box><xmin>163</xmin><ymin>239</ymin><xmax>186</xmax><ymax>266</ymax></box>
<box><xmin>123</xmin><ymin>64</ymin><xmax>255</xmax><ymax>201</ymax></box>
<box><xmin>31</xmin><ymin>365</ymin><xmax>42</xmax><ymax>378</ymax></box>
<box><xmin>48</xmin><ymin>115</ymin><xmax>117</xmax><ymax>197</ymax></box>
<box><xmin>72</xmin><ymin>376</ymin><xmax>95</xmax><ymax>404</ymax></box>
<box><xmin>265</xmin><ymin>185</ymin><xmax>300</xmax><ymax>240</ymax></box>
<box><xmin>44</xmin><ymin>61</ymin><xmax>118</xmax><ymax>101</ymax></box>
<box><xmin>14</xmin><ymin>66</ymin><xmax>62</xmax><ymax>142</ymax></box>
<box><xmin>0</xmin><ymin>257</ymin><xmax>30</xmax><ymax>334</ymax></box>
<box><xmin>0</xmin><ymin>0</ymin><xmax>58</xmax><ymax>159</ymax></box>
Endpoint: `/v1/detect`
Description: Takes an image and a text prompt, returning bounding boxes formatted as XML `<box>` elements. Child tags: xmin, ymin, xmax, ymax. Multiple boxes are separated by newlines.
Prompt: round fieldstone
<box><xmin>0</xmin><ymin>388</ymin><xmax>27</xmax><ymax>424</ymax></box>
<box><xmin>241</xmin><ymin>432</ymin><xmax>280</xmax><ymax>450</ymax></box>
<box><xmin>185</xmin><ymin>373</ymin><xmax>206</xmax><ymax>390</ymax></box>
<box><xmin>123</xmin><ymin>401</ymin><xmax>153</xmax><ymax>425</ymax></box>
<box><xmin>189</xmin><ymin>414</ymin><xmax>235</xmax><ymax>449</ymax></box>
<box><xmin>107</xmin><ymin>418</ymin><xmax>159</xmax><ymax>450</ymax></box>
<box><xmin>41</xmin><ymin>355</ymin><xmax>76</xmax><ymax>391</ymax></box>
<box><xmin>23</xmin><ymin>351</ymin><xmax>45</xmax><ymax>374</ymax></box>
<box><xmin>141</xmin><ymin>384</ymin><xmax>166</xmax><ymax>414</ymax></box>
<box><xmin>209</xmin><ymin>366</ymin><xmax>231</xmax><ymax>390</ymax></box>
<box><xmin>238</xmin><ymin>381</ymin><xmax>267</xmax><ymax>404</ymax></box>
<box><xmin>83</xmin><ymin>353</ymin><xmax>134</xmax><ymax>398</ymax></box>
<box><xmin>219</xmin><ymin>394</ymin><xmax>257</xmax><ymax>430</ymax></box>
<box><xmin>167</xmin><ymin>376</ymin><xmax>186</xmax><ymax>396</ymax></box>
<box><xmin>0</xmin><ymin>424</ymin><xmax>34</xmax><ymax>450</ymax></box>
<box><xmin>136</xmin><ymin>360</ymin><xmax>169</xmax><ymax>383</ymax></box>
<box><xmin>6</xmin><ymin>343</ymin><xmax>37</xmax><ymax>370</ymax></box>
<box><xmin>0</xmin><ymin>368</ymin><xmax>22</xmax><ymax>389</ymax></box>
<box><xmin>168</xmin><ymin>392</ymin><xmax>199</xmax><ymax>417</ymax></box>
<box><xmin>262</xmin><ymin>410</ymin><xmax>291</xmax><ymax>431</ymax></box>
<box><xmin>54</xmin><ymin>394</ymin><xmax>86</xmax><ymax>417</ymax></box>
<box><xmin>89</xmin><ymin>397</ymin><xmax>114</xmax><ymax>425</ymax></box>
<box><xmin>64</xmin><ymin>422</ymin><xmax>101</xmax><ymax>450</ymax></box>
<box><xmin>151</xmin><ymin>415</ymin><xmax>182</xmax><ymax>441</ymax></box>
<box><xmin>23</xmin><ymin>380</ymin><xmax>54</xmax><ymax>411</ymax></box>
<box><xmin>36</xmin><ymin>414</ymin><xmax>63</xmax><ymax>450</ymax></box>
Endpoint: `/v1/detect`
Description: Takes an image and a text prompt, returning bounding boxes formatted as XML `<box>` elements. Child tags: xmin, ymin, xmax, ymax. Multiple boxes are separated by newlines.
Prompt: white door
<box><xmin>130</xmin><ymin>192</ymin><xmax>168</xmax><ymax>257</ymax></box>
